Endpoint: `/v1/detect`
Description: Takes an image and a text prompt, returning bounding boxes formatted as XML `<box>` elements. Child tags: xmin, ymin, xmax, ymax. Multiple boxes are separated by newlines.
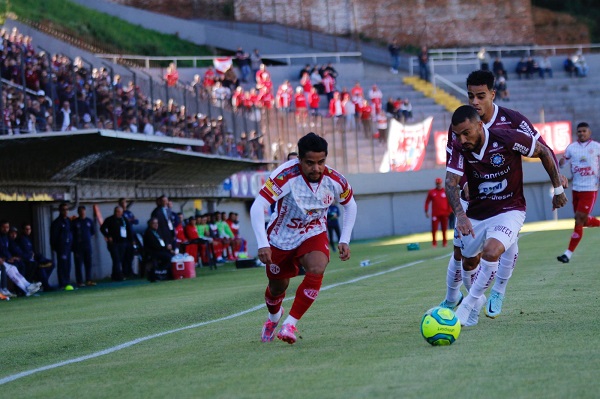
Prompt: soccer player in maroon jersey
<box><xmin>446</xmin><ymin>105</ymin><xmax>567</xmax><ymax>326</ymax></box>
<box><xmin>439</xmin><ymin>70</ymin><xmax>567</xmax><ymax>319</ymax></box>
<box><xmin>557</xmin><ymin>122</ymin><xmax>600</xmax><ymax>263</ymax></box>
<box><xmin>250</xmin><ymin>133</ymin><xmax>357</xmax><ymax>344</ymax></box>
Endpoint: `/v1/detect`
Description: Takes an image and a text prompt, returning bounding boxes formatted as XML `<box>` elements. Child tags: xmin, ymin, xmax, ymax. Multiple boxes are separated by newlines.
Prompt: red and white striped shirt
<box><xmin>562</xmin><ymin>139</ymin><xmax>600</xmax><ymax>192</ymax></box>
<box><xmin>258</xmin><ymin>159</ymin><xmax>353</xmax><ymax>250</ymax></box>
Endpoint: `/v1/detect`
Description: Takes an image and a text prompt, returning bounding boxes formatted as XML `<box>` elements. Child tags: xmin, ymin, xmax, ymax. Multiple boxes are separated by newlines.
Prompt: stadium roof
<box><xmin>0</xmin><ymin>130</ymin><xmax>271</xmax><ymax>202</ymax></box>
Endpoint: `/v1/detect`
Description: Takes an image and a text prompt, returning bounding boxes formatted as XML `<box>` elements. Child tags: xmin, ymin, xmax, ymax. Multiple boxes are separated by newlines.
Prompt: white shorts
<box><xmin>455</xmin><ymin>210</ymin><xmax>525</xmax><ymax>259</ymax></box>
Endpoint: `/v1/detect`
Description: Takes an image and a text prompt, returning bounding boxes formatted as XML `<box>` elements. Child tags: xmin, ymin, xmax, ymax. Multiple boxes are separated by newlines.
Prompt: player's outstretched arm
<box><xmin>531</xmin><ymin>141</ymin><xmax>568</xmax><ymax>210</ymax></box>
<box><xmin>250</xmin><ymin>196</ymin><xmax>273</xmax><ymax>265</ymax></box>
<box><xmin>338</xmin><ymin>197</ymin><xmax>357</xmax><ymax>261</ymax></box>
<box><xmin>445</xmin><ymin>171</ymin><xmax>474</xmax><ymax>238</ymax></box>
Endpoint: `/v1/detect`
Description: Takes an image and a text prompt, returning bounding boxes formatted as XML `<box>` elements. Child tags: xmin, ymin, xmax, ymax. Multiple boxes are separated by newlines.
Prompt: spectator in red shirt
<box><xmin>165</xmin><ymin>63</ymin><xmax>179</xmax><ymax>87</ymax></box>
<box><xmin>359</xmin><ymin>99</ymin><xmax>372</xmax><ymax>138</ymax></box>
<box><xmin>294</xmin><ymin>86</ymin><xmax>308</xmax><ymax>126</ymax></box>
<box><xmin>424</xmin><ymin>177</ymin><xmax>452</xmax><ymax>247</ymax></box>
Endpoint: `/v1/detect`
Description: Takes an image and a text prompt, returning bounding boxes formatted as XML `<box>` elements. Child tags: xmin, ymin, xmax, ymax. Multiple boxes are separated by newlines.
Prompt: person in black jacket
<box><xmin>143</xmin><ymin>217</ymin><xmax>174</xmax><ymax>281</ymax></box>
<box><xmin>100</xmin><ymin>206</ymin><xmax>133</xmax><ymax>281</ymax></box>
<box><xmin>150</xmin><ymin>195</ymin><xmax>175</xmax><ymax>248</ymax></box>
<box><xmin>50</xmin><ymin>203</ymin><xmax>73</xmax><ymax>289</ymax></box>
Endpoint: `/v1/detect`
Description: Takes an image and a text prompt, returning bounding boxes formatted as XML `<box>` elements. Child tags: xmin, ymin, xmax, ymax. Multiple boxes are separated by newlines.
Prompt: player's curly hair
<box><xmin>298</xmin><ymin>132</ymin><xmax>328</xmax><ymax>158</ymax></box>
<box><xmin>466</xmin><ymin>69</ymin><xmax>495</xmax><ymax>90</ymax></box>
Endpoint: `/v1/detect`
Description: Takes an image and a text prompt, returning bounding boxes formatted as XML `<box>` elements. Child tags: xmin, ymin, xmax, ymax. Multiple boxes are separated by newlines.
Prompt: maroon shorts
<box><xmin>572</xmin><ymin>190</ymin><xmax>597</xmax><ymax>214</ymax></box>
<box><xmin>267</xmin><ymin>232</ymin><xmax>330</xmax><ymax>280</ymax></box>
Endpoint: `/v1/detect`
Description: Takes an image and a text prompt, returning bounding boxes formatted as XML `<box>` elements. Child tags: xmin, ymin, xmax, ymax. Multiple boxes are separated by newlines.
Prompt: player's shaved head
<box><xmin>452</xmin><ymin>105</ymin><xmax>480</xmax><ymax>127</ymax></box>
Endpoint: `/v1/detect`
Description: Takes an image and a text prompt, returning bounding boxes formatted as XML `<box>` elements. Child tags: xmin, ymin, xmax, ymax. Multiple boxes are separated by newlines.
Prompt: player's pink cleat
<box><xmin>261</xmin><ymin>308</ymin><xmax>283</xmax><ymax>342</ymax></box>
<box><xmin>277</xmin><ymin>323</ymin><xmax>298</xmax><ymax>344</ymax></box>
<box><xmin>261</xmin><ymin>319</ymin><xmax>280</xmax><ymax>342</ymax></box>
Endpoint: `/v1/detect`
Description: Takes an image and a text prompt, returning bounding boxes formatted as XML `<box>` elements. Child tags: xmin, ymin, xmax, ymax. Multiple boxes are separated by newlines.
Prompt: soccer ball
<box><xmin>420</xmin><ymin>306</ymin><xmax>461</xmax><ymax>346</ymax></box>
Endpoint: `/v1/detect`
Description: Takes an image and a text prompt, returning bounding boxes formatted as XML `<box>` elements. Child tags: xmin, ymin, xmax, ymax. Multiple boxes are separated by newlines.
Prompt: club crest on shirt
<box><xmin>490</xmin><ymin>153</ymin><xmax>505</xmax><ymax>167</ymax></box>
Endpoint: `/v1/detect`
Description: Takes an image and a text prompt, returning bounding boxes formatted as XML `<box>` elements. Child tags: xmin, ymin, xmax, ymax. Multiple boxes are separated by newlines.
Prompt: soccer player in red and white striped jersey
<box><xmin>557</xmin><ymin>122</ymin><xmax>600</xmax><ymax>263</ymax></box>
<box><xmin>250</xmin><ymin>133</ymin><xmax>357</xmax><ymax>344</ymax></box>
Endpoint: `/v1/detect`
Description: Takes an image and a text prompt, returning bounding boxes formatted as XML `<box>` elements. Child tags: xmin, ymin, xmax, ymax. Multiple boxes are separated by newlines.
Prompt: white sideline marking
<box><xmin>0</xmin><ymin>258</ymin><xmax>428</xmax><ymax>385</ymax></box>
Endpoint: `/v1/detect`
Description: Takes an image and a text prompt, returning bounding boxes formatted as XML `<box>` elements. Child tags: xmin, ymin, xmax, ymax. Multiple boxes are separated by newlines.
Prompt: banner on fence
<box><xmin>228</xmin><ymin>170</ymin><xmax>271</xmax><ymax>198</ymax></box>
<box><xmin>380</xmin><ymin>117</ymin><xmax>433</xmax><ymax>172</ymax></box>
<box><xmin>213</xmin><ymin>57</ymin><xmax>233</xmax><ymax>75</ymax></box>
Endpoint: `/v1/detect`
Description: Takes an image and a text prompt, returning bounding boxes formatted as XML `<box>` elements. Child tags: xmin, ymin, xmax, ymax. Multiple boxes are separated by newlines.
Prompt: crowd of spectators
<box><xmin>0</xmin><ymin>27</ymin><xmax>267</xmax><ymax>159</ymax></box>
<box><xmin>1</xmin><ymin>26</ymin><xmax>420</xmax><ymax>162</ymax></box>
<box><xmin>0</xmin><ymin>197</ymin><xmax>248</xmax><ymax>299</ymax></box>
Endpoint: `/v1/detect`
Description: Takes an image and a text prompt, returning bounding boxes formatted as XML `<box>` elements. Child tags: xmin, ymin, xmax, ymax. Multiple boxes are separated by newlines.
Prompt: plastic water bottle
<box><xmin>360</xmin><ymin>259</ymin><xmax>371</xmax><ymax>267</ymax></box>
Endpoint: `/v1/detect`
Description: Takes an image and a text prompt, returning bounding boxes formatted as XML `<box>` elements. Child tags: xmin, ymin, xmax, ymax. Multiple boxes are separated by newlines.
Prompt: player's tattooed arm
<box><xmin>445</xmin><ymin>171</ymin><xmax>474</xmax><ymax>237</ymax></box>
<box><xmin>445</xmin><ymin>171</ymin><xmax>465</xmax><ymax>217</ymax></box>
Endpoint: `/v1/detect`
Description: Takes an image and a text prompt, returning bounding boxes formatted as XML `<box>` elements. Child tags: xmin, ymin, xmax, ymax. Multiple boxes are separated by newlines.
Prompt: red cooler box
<box><xmin>171</xmin><ymin>254</ymin><xmax>196</xmax><ymax>279</ymax></box>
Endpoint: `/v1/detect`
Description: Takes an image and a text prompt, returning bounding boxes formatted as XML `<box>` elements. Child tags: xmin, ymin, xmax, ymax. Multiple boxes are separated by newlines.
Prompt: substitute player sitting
<box><xmin>250</xmin><ymin>132</ymin><xmax>357</xmax><ymax>344</ymax></box>
<box><xmin>446</xmin><ymin>105</ymin><xmax>567</xmax><ymax>326</ymax></box>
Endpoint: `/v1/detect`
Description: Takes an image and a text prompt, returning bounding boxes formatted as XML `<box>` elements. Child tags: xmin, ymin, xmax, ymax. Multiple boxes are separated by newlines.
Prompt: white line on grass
<box><xmin>0</xmin><ymin>257</ymin><xmax>431</xmax><ymax>386</ymax></box>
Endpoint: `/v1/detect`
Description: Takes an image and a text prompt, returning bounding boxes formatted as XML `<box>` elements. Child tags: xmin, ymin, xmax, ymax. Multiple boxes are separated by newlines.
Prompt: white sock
<box><xmin>461</xmin><ymin>265</ymin><xmax>479</xmax><ymax>292</ymax></box>
<box><xmin>469</xmin><ymin>259</ymin><xmax>499</xmax><ymax>301</ymax></box>
<box><xmin>493</xmin><ymin>242</ymin><xmax>518</xmax><ymax>295</ymax></box>
<box><xmin>564</xmin><ymin>250</ymin><xmax>573</xmax><ymax>259</ymax></box>
<box><xmin>268</xmin><ymin>308</ymin><xmax>283</xmax><ymax>323</ymax></box>
<box><xmin>282</xmin><ymin>315</ymin><xmax>299</xmax><ymax>327</ymax></box>
<box><xmin>445</xmin><ymin>257</ymin><xmax>462</xmax><ymax>303</ymax></box>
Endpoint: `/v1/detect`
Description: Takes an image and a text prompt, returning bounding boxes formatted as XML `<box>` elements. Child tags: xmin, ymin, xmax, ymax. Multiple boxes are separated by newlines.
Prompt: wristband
<box><xmin>553</xmin><ymin>186</ymin><xmax>564</xmax><ymax>196</ymax></box>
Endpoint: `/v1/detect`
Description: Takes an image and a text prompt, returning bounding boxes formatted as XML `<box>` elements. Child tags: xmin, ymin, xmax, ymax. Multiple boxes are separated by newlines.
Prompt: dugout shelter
<box><xmin>0</xmin><ymin>129</ymin><xmax>271</xmax><ymax>280</ymax></box>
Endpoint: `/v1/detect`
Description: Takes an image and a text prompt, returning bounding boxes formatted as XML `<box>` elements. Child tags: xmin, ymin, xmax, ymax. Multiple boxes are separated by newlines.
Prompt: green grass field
<box><xmin>2</xmin><ymin>220</ymin><xmax>599</xmax><ymax>398</ymax></box>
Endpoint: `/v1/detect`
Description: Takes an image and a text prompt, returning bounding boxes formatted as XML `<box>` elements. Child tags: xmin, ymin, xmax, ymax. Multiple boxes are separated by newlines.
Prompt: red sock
<box><xmin>289</xmin><ymin>272</ymin><xmax>323</xmax><ymax>320</ymax></box>
<box><xmin>586</xmin><ymin>216</ymin><xmax>600</xmax><ymax>227</ymax></box>
<box><xmin>265</xmin><ymin>286</ymin><xmax>285</xmax><ymax>315</ymax></box>
<box><xmin>567</xmin><ymin>225</ymin><xmax>584</xmax><ymax>252</ymax></box>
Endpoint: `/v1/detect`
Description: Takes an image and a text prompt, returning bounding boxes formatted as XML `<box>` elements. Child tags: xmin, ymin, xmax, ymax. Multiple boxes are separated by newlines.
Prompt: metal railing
<box><xmin>95</xmin><ymin>52</ymin><xmax>363</xmax><ymax>69</ymax></box>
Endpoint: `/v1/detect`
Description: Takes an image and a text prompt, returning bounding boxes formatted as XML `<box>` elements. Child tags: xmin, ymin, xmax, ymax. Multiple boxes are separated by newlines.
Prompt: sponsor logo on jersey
<box><xmin>269</xmin><ymin>263</ymin><xmax>281</xmax><ymax>274</ymax></box>
<box><xmin>493</xmin><ymin>225</ymin><xmax>513</xmax><ymax>238</ymax></box>
<box><xmin>481</xmin><ymin>166</ymin><xmax>510</xmax><ymax>179</ymax></box>
<box><xmin>458</xmin><ymin>154</ymin><xmax>464</xmax><ymax>169</ymax></box>
<box><xmin>518</xmin><ymin>121</ymin><xmax>536</xmax><ymax>137</ymax></box>
<box><xmin>287</xmin><ymin>218</ymin><xmax>323</xmax><ymax>234</ymax></box>
<box><xmin>493</xmin><ymin>142</ymin><xmax>498</xmax><ymax>148</ymax></box>
<box><xmin>273</xmin><ymin>204</ymin><xmax>288</xmax><ymax>234</ymax></box>
<box><xmin>490</xmin><ymin>153</ymin><xmax>505</xmax><ymax>167</ymax></box>
<box><xmin>573</xmin><ymin>165</ymin><xmax>594</xmax><ymax>176</ymax></box>
<box><xmin>512</xmin><ymin>142</ymin><xmax>530</xmax><ymax>154</ymax></box>
<box><xmin>340</xmin><ymin>187</ymin><xmax>352</xmax><ymax>202</ymax></box>
<box><xmin>265</xmin><ymin>178</ymin><xmax>283</xmax><ymax>197</ymax></box>
<box><xmin>303</xmin><ymin>288</ymin><xmax>319</xmax><ymax>300</ymax></box>
<box><xmin>478</xmin><ymin>179</ymin><xmax>508</xmax><ymax>196</ymax></box>
<box><xmin>500</xmin><ymin>116</ymin><xmax>506</xmax><ymax>122</ymax></box>
<box><xmin>276</xmin><ymin>166</ymin><xmax>298</xmax><ymax>181</ymax></box>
